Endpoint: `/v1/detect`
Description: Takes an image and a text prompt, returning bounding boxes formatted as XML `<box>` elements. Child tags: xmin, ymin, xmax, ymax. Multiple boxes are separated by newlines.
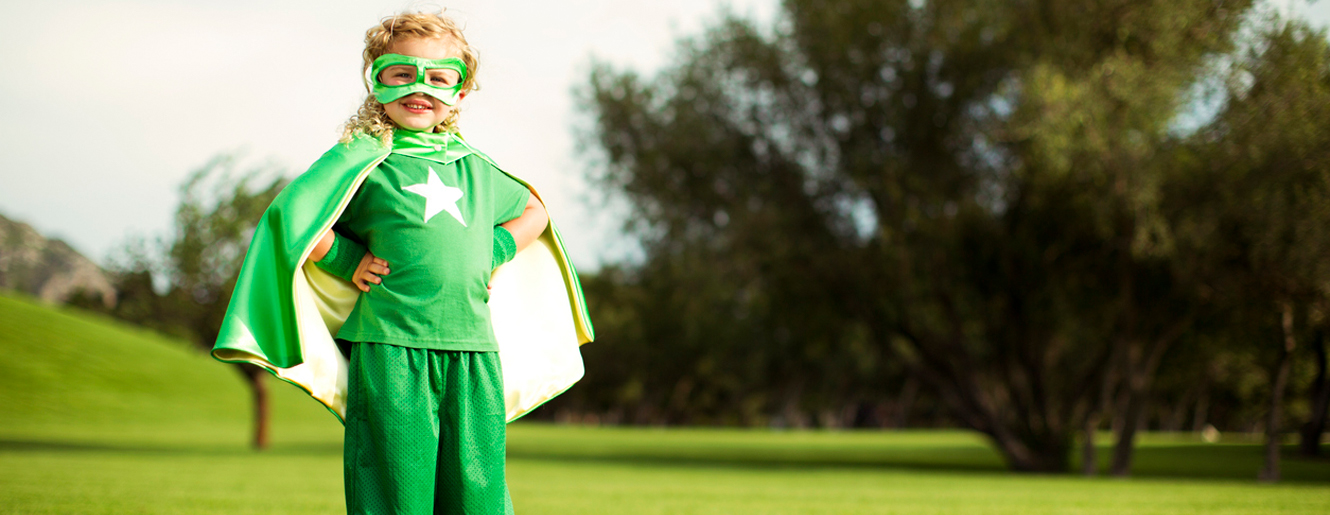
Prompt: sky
<box><xmin>0</xmin><ymin>0</ymin><xmax>777</xmax><ymax>269</ymax></box>
<box><xmin>0</xmin><ymin>0</ymin><xmax>1325</xmax><ymax>270</ymax></box>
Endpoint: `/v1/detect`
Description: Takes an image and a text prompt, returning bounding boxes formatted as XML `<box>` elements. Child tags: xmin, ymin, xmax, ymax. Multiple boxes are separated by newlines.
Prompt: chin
<box><xmin>390</xmin><ymin>117</ymin><xmax>439</xmax><ymax>131</ymax></box>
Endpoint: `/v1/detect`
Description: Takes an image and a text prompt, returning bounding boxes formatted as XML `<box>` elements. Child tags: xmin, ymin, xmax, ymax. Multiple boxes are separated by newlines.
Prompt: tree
<box><xmin>584</xmin><ymin>0</ymin><xmax>1256</xmax><ymax>472</ymax></box>
<box><xmin>105</xmin><ymin>155</ymin><xmax>287</xmax><ymax>449</ymax></box>
<box><xmin>1173</xmin><ymin>20</ymin><xmax>1330</xmax><ymax>480</ymax></box>
<box><xmin>1301</xmin><ymin>329</ymin><xmax>1329</xmax><ymax>457</ymax></box>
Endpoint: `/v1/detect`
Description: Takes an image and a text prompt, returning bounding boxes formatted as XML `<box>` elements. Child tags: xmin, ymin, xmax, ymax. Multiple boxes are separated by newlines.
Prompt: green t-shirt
<box><xmin>333</xmin><ymin>131</ymin><xmax>530</xmax><ymax>351</ymax></box>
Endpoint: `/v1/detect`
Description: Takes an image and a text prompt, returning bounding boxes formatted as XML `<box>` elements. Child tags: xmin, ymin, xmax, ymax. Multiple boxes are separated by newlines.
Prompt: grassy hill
<box><xmin>0</xmin><ymin>292</ymin><xmax>1327</xmax><ymax>514</ymax></box>
<box><xmin>0</xmin><ymin>291</ymin><xmax>338</xmax><ymax>446</ymax></box>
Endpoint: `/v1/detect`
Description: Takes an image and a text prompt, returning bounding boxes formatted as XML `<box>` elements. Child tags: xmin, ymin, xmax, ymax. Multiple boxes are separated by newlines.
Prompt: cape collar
<box><xmin>390</xmin><ymin>129</ymin><xmax>475</xmax><ymax>166</ymax></box>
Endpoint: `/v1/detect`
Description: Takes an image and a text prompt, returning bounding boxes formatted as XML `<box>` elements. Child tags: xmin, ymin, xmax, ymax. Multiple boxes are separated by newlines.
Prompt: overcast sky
<box><xmin>0</xmin><ymin>1</ymin><xmax>1325</xmax><ymax>270</ymax></box>
<box><xmin>0</xmin><ymin>0</ymin><xmax>777</xmax><ymax>269</ymax></box>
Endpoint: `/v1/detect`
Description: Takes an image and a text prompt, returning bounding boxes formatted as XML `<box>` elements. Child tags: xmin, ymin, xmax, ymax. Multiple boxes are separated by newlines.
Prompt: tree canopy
<box><xmin>563</xmin><ymin>0</ymin><xmax>1330</xmax><ymax>476</ymax></box>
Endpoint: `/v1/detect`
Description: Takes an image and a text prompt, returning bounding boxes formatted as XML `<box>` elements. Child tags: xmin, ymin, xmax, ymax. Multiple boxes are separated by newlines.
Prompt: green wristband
<box><xmin>315</xmin><ymin>232</ymin><xmax>366</xmax><ymax>282</ymax></box>
<box><xmin>493</xmin><ymin>226</ymin><xmax>517</xmax><ymax>269</ymax></box>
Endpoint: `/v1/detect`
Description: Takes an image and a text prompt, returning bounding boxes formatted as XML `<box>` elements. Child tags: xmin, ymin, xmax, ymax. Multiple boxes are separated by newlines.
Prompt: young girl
<box><xmin>213</xmin><ymin>11</ymin><xmax>594</xmax><ymax>515</ymax></box>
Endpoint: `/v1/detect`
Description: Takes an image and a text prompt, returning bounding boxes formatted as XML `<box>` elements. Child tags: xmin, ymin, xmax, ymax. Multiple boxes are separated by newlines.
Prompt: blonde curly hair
<box><xmin>341</xmin><ymin>11</ymin><xmax>480</xmax><ymax>144</ymax></box>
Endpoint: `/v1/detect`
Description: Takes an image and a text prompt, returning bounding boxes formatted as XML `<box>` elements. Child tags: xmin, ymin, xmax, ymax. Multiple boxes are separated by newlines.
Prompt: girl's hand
<box><xmin>353</xmin><ymin>252</ymin><xmax>390</xmax><ymax>292</ymax></box>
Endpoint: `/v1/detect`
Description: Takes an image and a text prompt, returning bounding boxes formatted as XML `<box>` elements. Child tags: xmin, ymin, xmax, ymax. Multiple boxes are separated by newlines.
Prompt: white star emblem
<box><xmin>403</xmin><ymin>166</ymin><xmax>467</xmax><ymax>226</ymax></box>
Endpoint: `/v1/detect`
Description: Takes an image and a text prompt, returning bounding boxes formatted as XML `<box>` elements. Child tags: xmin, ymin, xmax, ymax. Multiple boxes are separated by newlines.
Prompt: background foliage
<box><xmin>542</xmin><ymin>0</ymin><xmax>1330</xmax><ymax>476</ymax></box>
<box><xmin>73</xmin><ymin>0</ymin><xmax>1330</xmax><ymax>478</ymax></box>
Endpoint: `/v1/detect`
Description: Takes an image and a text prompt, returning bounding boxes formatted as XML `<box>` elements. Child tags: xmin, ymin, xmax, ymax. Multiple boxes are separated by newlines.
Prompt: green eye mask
<box><xmin>366</xmin><ymin>53</ymin><xmax>468</xmax><ymax>106</ymax></box>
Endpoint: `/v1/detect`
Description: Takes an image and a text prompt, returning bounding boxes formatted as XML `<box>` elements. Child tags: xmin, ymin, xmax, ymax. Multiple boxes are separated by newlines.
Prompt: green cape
<box><xmin>212</xmin><ymin>133</ymin><xmax>594</xmax><ymax>423</ymax></box>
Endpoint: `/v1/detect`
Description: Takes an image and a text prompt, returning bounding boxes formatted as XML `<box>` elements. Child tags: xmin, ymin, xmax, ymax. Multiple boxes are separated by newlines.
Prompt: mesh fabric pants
<box><xmin>344</xmin><ymin>342</ymin><xmax>514</xmax><ymax>515</ymax></box>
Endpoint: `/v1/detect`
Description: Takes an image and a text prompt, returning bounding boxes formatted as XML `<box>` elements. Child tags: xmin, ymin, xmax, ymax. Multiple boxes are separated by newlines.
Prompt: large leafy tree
<box><xmin>584</xmin><ymin>0</ymin><xmax>1255</xmax><ymax>472</ymax></box>
<box><xmin>106</xmin><ymin>155</ymin><xmax>286</xmax><ymax>449</ymax></box>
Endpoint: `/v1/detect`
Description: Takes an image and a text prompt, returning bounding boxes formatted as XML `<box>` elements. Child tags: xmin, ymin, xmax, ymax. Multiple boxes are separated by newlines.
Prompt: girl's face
<box><xmin>379</xmin><ymin>37</ymin><xmax>466</xmax><ymax>131</ymax></box>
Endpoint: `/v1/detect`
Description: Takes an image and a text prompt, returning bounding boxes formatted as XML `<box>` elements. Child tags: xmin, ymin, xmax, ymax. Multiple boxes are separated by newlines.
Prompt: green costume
<box><xmin>212</xmin><ymin>127</ymin><xmax>593</xmax><ymax>420</ymax></box>
<box><xmin>315</xmin><ymin>128</ymin><xmax>531</xmax><ymax>513</ymax></box>
<box><xmin>329</xmin><ymin>146</ymin><xmax>530</xmax><ymax>350</ymax></box>
<box><xmin>212</xmin><ymin>125</ymin><xmax>594</xmax><ymax>513</ymax></box>
<box><xmin>344</xmin><ymin>343</ymin><xmax>511</xmax><ymax>514</ymax></box>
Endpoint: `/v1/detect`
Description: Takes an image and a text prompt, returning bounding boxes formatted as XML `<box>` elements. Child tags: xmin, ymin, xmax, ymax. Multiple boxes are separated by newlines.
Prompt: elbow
<box><xmin>534</xmin><ymin>202</ymin><xmax>550</xmax><ymax>233</ymax></box>
<box><xmin>309</xmin><ymin>230</ymin><xmax>335</xmax><ymax>262</ymax></box>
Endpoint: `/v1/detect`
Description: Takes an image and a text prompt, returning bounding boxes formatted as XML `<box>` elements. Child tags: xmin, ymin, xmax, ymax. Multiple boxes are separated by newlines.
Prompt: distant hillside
<box><xmin>0</xmin><ymin>292</ymin><xmax>334</xmax><ymax>440</ymax></box>
<box><xmin>0</xmin><ymin>213</ymin><xmax>115</xmax><ymax>306</ymax></box>
<box><xmin>0</xmin><ymin>291</ymin><xmax>246</xmax><ymax>428</ymax></box>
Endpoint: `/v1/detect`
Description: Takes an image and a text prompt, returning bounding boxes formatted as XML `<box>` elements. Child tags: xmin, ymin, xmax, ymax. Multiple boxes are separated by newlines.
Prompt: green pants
<box><xmin>344</xmin><ymin>342</ymin><xmax>513</xmax><ymax>515</ymax></box>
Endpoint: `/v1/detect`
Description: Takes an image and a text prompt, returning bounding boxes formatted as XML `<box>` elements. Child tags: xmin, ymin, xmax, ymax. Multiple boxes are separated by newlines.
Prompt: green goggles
<box><xmin>365</xmin><ymin>53</ymin><xmax>468</xmax><ymax>106</ymax></box>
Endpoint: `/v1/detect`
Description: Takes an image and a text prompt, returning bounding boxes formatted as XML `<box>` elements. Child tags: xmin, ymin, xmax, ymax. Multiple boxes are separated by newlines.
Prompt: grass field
<box><xmin>1</xmin><ymin>292</ymin><xmax>1328</xmax><ymax>514</ymax></box>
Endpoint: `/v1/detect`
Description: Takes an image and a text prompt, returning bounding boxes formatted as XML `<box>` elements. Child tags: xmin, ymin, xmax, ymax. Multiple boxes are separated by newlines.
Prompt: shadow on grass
<box><xmin>0</xmin><ymin>438</ymin><xmax>342</xmax><ymax>457</ymax></box>
<box><xmin>4</xmin><ymin>434</ymin><xmax>1327</xmax><ymax>484</ymax></box>
<box><xmin>1119</xmin><ymin>444</ymin><xmax>1330</xmax><ymax>483</ymax></box>
<box><xmin>507</xmin><ymin>442</ymin><xmax>1330</xmax><ymax>483</ymax></box>
<box><xmin>507</xmin><ymin>445</ymin><xmax>1008</xmax><ymax>475</ymax></box>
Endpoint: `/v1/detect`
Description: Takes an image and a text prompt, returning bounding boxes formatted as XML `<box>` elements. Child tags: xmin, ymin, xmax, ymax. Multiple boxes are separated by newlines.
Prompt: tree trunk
<box><xmin>239</xmin><ymin>364</ymin><xmax>270</xmax><ymax>450</ymax></box>
<box><xmin>1111</xmin><ymin>340</ymin><xmax>1152</xmax><ymax>477</ymax></box>
<box><xmin>892</xmin><ymin>376</ymin><xmax>919</xmax><ymax>428</ymax></box>
<box><xmin>1110</xmin><ymin>390</ymin><xmax>1126</xmax><ymax>437</ymax></box>
<box><xmin>1300</xmin><ymin>329</ymin><xmax>1328</xmax><ymax>457</ymax></box>
<box><xmin>1260</xmin><ymin>302</ymin><xmax>1297</xmax><ymax>482</ymax></box>
<box><xmin>1110</xmin><ymin>379</ymin><xmax>1147</xmax><ymax>476</ymax></box>
<box><xmin>988</xmin><ymin>430</ymin><xmax>1071</xmax><ymax>473</ymax></box>
<box><xmin>1081</xmin><ymin>412</ymin><xmax>1100</xmax><ymax>476</ymax></box>
<box><xmin>1165</xmin><ymin>384</ymin><xmax>1197</xmax><ymax>432</ymax></box>
<box><xmin>1109</xmin><ymin>316</ymin><xmax>1188</xmax><ymax>477</ymax></box>
<box><xmin>903</xmin><ymin>355</ymin><xmax>1072</xmax><ymax>473</ymax></box>
<box><xmin>884</xmin><ymin>321</ymin><xmax>1082</xmax><ymax>474</ymax></box>
<box><xmin>1083</xmin><ymin>354</ymin><xmax>1117</xmax><ymax>476</ymax></box>
<box><xmin>1192</xmin><ymin>377</ymin><xmax>1211</xmax><ymax>433</ymax></box>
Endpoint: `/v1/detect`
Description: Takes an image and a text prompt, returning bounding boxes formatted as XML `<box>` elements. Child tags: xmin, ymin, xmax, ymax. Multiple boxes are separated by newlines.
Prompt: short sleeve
<box><xmin>491</xmin><ymin>167</ymin><xmax>531</xmax><ymax>226</ymax></box>
<box><xmin>333</xmin><ymin>179</ymin><xmax>370</xmax><ymax>243</ymax></box>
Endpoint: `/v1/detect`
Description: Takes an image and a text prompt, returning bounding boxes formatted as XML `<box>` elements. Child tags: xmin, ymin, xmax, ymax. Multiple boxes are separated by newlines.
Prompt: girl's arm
<box><xmin>309</xmin><ymin>229</ymin><xmax>390</xmax><ymax>292</ymax></box>
<box><xmin>309</xmin><ymin>230</ymin><xmax>337</xmax><ymax>262</ymax></box>
<box><xmin>500</xmin><ymin>195</ymin><xmax>549</xmax><ymax>253</ymax></box>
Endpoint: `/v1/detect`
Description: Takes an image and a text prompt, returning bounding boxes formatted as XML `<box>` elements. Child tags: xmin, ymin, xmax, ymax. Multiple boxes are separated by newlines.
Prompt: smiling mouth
<box><xmin>400</xmin><ymin>100</ymin><xmax>433</xmax><ymax>113</ymax></box>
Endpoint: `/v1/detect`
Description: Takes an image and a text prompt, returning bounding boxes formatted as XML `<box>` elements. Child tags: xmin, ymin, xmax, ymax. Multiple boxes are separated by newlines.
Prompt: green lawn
<box><xmin>1</xmin><ymin>292</ymin><xmax>1327</xmax><ymax>514</ymax></box>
